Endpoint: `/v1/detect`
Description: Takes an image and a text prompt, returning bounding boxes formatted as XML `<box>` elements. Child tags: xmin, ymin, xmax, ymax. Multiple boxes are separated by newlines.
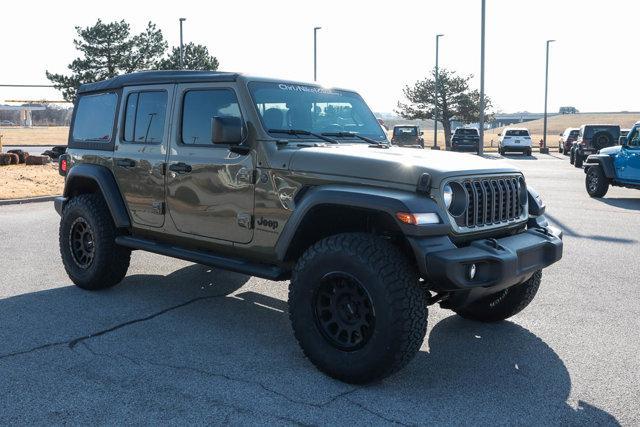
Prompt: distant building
<box><xmin>487</xmin><ymin>112</ymin><xmax>555</xmax><ymax>129</ymax></box>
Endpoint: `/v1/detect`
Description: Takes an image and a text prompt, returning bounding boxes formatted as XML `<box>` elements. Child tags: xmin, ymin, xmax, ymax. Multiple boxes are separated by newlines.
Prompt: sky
<box><xmin>1</xmin><ymin>0</ymin><xmax>638</xmax><ymax>114</ymax></box>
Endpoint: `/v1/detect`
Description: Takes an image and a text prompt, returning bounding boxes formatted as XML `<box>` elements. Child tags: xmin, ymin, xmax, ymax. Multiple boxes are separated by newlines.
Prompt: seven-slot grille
<box><xmin>459</xmin><ymin>176</ymin><xmax>524</xmax><ymax>228</ymax></box>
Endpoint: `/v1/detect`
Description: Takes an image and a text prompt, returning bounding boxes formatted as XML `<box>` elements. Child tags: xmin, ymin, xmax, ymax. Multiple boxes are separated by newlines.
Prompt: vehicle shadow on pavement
<box><xmin>500</xmin><ymin>154</ymin><xmax>538</xmax><ymax>160</ymax></box>
<box><xmin>593</xmin><ymin>197</ymin><xmax>640</xmax><ymax>211</ymax></box>
<box><xmin>391</xmin><ymin>316</ymin><xmax>619</xmax><ymax>425</ymax></box>
<box><xmin>0</xmin><ymin>265</ymin><xmax>619</xmax><ymax>425</ymax></box>
<box><xmin>546</xmin><ymin>212</ymin><xmax>638</xmax><ymax>244</ymax></box>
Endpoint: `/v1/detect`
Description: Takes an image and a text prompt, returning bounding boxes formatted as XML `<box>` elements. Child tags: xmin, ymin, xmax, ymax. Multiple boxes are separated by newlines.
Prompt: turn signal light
<box><xmin>396</xmin><ymin>212</ymin><xmax>440</xmax><ymax>225</ymax></box>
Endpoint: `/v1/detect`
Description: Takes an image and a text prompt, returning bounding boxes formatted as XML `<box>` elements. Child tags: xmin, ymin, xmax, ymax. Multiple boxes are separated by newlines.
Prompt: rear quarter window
<box><xmin>72</xmin><ymin>93</ymin><xmax>118</xmax><ymax>143</ymax></box>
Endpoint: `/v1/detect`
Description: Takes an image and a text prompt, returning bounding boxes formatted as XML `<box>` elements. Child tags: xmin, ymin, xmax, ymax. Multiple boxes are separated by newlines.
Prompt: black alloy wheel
<box><xmin>313</xmin><ymin>272</ymin><xmax>375</xmax><ymax>351</ymax></box>
<box><xmin>69</xmin><ymin>217</ymin><xmax>95</xmax><ymax>268</ymax></box>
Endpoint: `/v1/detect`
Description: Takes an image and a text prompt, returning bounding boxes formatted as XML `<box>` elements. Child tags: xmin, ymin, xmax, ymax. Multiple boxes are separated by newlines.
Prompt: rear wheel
<box><xmin>558</xmin><ymin>144</ymin><xmax>563</xmax><ymax>154</ymax></box>
<box><xmin>289</xmin><ymin>233</ymin><xmax>428</xmax><ymax>384</ymax></box>
<box><xmin>59</xmin><ymin>194</ymin><xmax>131</xmax><ymax>290</ymax></box>
<box><xmin>454</xmin><ymin>271</ymin><xmax>542</xmax><ymax>322</ymax></box>
<box><xmin>569</xmin><ymin>148</ymin><xmax>575</xmax><ymax>164</ymax></box>
<box><xmin>526</xmin><ymin>148</ymin><xmax>532</xmax><ymax>156</ymax></box>
<box><xmin>586</xmin><ymin>166</ymin><xmax>609</xmax><ymax>197</ymax></box>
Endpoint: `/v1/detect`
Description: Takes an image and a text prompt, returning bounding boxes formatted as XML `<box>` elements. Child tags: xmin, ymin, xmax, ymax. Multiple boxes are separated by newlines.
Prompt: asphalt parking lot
<box><xmin>0</xmin><ymin>153</ymin><xmax>638</xmax><ymax>425</ymax></box>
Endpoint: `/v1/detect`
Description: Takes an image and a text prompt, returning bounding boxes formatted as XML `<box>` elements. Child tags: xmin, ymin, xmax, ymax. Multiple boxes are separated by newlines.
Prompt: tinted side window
<box><xmin>182</xmin><ymin>89</ymin><xmax>241</xmax><ymax>145</ymax></box>
<box><xmin>123</xmin><ymin>91</ymin><xmax>167</xmax><ymax>143</ymax></box>
<box><xmin>72</xmin><ymin>93</ymin><xmax>117</xmax><ymax>142</ymax></box>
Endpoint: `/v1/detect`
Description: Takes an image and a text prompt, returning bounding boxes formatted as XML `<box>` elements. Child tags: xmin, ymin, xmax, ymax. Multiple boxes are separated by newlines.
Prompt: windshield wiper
<box><xmin>268</xmin><ymin>128</ymin><xmax>338</xmax><ymax>144</ymax></box>
<box><xmin>321</xmin><ymin>131</ymin><xmax>388</xmax><ymax>147</ymax></box>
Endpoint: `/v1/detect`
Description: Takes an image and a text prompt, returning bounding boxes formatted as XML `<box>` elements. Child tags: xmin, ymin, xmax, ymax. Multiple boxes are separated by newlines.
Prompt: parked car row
<box><xmin>555</xmin><ymin>122</ymin><xmax>640</xmax><ymax>198</ymax></box>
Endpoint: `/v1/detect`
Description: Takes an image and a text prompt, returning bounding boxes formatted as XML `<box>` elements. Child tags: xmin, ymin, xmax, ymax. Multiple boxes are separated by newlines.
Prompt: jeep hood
<box><xmin>288</xmin><ymin>145</ymin><xmax>520</xmax><ymax>187</ymax></box>
<box><xmin>598</xmin><ymin>145</ymin><xmax>622</xmax><ymax>156</ymax></box>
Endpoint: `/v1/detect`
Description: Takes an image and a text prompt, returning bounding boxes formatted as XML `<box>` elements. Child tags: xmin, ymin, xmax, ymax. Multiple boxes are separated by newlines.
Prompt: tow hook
<box><xmin>486</xmin><ymin>238</ymin><xmax>504</xmax><ymax>250</ymax></box>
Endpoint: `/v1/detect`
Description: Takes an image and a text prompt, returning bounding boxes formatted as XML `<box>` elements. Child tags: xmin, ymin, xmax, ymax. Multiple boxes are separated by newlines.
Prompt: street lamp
<box><xmin>478</xmin><ymin>0</ymin><xmax>486</xmax><ymax>155</ymax></box>
<box><xmin>179</xmin><ymin>18</ymin><xmax>186</xmax><ymax>69</ymax></box>
<box><xmin>433</xmin><ymin>34</ymin><xmax>444</xmax><ymax>150</ymax></box>
<box><xmin>541</xmin><ymin>39</ymin><xmax>555</xmax><ymax>154</ymax></box>
<box><xmin>314</xmin><ymin>27</ymin><xmax>322</xmax><ymax>81</ymax></box>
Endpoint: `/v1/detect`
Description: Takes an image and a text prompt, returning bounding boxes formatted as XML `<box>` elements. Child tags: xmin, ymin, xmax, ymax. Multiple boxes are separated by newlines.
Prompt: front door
<box><xmin>616</xmin><ymin>128</ymin><xmax>640</xmax><ymax>182</ymax></box>
<box><xmin>165</xmin><ymin>84</ymin><xmax>255</xmax><ymax>243</ymax></box>
<box><xmin>113</xmin><ymin>84</ymin><xmax>173</xmax><ymax>228</ymax></box>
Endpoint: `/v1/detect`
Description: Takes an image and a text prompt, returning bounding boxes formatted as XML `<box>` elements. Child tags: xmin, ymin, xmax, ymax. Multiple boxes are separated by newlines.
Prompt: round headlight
<box><xmin>443</xmin><ymin>184</ymin><xmax>453</xmax><ymax>209</ymax></box>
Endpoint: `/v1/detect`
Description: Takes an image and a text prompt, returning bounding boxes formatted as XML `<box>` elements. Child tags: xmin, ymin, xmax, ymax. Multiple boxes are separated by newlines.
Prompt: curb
<box><xmin>0</xmin><ymin>195</ymin><xmax>58</xmax><ymax>206</ymax></box>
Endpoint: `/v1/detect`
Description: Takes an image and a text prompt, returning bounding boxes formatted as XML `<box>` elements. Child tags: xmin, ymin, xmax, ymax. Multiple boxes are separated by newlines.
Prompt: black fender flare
<box><xmin>63</xmin><ymin>164</ymin><xmax>131</xmax><ymax>229</ymax></box>
<box><xmin>274</xmin><ymin>185</ymin><xmax>450</xmax><ymax>261</ymax></box>
<box><xmin>584</xmin><ymin>154</ymin><xmax>616</xmax><ymax>178</ymax></box>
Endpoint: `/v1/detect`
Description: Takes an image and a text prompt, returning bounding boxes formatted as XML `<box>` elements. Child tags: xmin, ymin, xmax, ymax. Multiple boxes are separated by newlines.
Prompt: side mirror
<box><xmin>419</xmin><ymin>131</ymin><xmax>424</xmax><ymax>136</ymax></box>
<box><xmin>211</xmin><ymin>116</ymin><xmax>243</xmax><ymax>145</ymax></box>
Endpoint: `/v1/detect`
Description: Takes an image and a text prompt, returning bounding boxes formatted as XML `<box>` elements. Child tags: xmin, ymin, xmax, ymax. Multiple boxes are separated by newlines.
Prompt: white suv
<box><xmin>499</xmin><ymin>128</ymin><xmax>533</xmax><ymax>156</ymax></box>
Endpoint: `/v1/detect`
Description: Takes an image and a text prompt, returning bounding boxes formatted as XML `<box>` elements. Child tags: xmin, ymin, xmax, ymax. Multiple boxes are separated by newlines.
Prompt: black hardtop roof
<box><xmin>77</xmin><ymin>70</ymin><xmax>240</xmax><ymax>94</ymax></box>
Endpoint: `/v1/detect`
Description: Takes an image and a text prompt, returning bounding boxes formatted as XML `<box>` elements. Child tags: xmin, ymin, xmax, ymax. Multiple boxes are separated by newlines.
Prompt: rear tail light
<box><xmin>58</xmin><ymin>154</ymin><xmax>70</xmax><ymax>176</ymax></box>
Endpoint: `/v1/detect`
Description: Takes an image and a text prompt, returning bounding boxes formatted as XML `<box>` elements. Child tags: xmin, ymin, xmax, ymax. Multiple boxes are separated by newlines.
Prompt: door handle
<box><xmin>169</xmin><ymin>162</ymin><xmax>192</xmax><ymax>174</ymax></box>
<box><xmin>116</xmin><ymin>158</ymin><xmax>136</xmax><ymax>168</ymax></box>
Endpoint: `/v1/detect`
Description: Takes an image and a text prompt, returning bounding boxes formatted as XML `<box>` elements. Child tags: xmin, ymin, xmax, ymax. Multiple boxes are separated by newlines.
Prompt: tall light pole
<box><xmin>179</xmin><ymin>18</ymin><xmax>186</xmax><ymax>69</ymax></box>
<box><xmin>314</xmin><ymin>27</ymin><xmax>322</xmax><ymax>81</ymax></box>
<box><xmin>541</xmin><ymin>39</ymin><xmax>555</xmax><ymax>154</ymax></box>
<box><xmin>478</xmin><ymin>0</ymin><xmax>486</xmax><ymax>155</ymax></box>
<box><xmin>433</xmin><ymin>34</ymin><xmax>444</xmax><ymax>150</ymax></box>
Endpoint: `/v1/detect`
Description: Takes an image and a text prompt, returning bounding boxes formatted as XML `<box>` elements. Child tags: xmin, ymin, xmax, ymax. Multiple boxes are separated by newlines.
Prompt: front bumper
<box><xmin>408</xmin><ymin>222</ymin><xmax>562</xmax><ymax>294</ymax></box>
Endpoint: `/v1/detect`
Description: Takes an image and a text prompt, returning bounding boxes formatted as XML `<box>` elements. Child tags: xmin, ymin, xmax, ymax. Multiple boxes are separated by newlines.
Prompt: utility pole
<box><xmin>433</xmin><ymin>34</ymin><xmax>444</xmax><ymax>150</ymax></box>
<box><xmin>314</xmin><ymin>27</ymin><xmax>322</xmax><ymax>81</ymax></box>
<box><xmin>542</xmin><ymin>39</ymin><xmax>555</xmax><ymax>154</ymax></box>
<box><xmin>179</xmin><ymin>18</ymin><xmax>186</xmax><ymax>69</ymax></box>
<box><xmin>478</xmin><ymin>0</ymin><xmax>486</xmax><ymax>155</ymax></box>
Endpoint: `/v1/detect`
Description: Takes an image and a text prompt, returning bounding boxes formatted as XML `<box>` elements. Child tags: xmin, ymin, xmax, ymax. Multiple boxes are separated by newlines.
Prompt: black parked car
<box><xmin>570</xmin><ymin>125</ymin><xmax>620</xmax><ymax>168</ymax></box>
<box><xmin>450</xmin><ymin>127</ymin><xmax>480</xmax><ymax>153</ymax></box>
<box><xmin>42</xmin><ymin>145</ymin><xmax>67</xmax><ymax>159</ymax></box>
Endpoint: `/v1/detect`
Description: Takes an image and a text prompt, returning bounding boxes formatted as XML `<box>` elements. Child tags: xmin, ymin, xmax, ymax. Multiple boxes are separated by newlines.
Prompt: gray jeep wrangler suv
<box><xmin>55</xmin><ymin>71</ymin><xmax>563</xmax><ymax>384</ymax></box>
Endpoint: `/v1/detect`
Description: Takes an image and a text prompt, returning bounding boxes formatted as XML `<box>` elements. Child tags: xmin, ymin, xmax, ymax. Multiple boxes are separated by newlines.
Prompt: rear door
<box><xmin>113</xmin><ymin>84</ymin><xmax>173</xmax><ymax>228</ymax></box>
<box><xmin>165</xmin><ymin>83</ymin><xmax>255</xmax><ymax>243</ymax></box>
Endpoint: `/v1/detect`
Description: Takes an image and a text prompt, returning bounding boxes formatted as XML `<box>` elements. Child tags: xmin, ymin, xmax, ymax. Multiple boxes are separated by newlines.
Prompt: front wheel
<box><xmin>586</xmin><ymin>166</ymin><xmax>609</xmax><ymax>197</ymax></box>
<box><xmin>59</xmin><ymin>194</ymin><xmax>131</xmax><ymax>290</ymax></box>
<box><xmin>574</xmin><ymin>153</ymin><xmax>584</xmax><ymax>168</ymax></box>
<box><xmin>569</xmin><ymin>148</ymin><xmax>575</xmax><ymax>164</ymax></box>
<box><xmin>289</xmin><ymin>233</ymin><xmax>428</xmax><ymax>384</ymax></box>
<box><xmin>453</xmin><ymin>270</ymin><xmax>542</xmax><ymax>322</ymax></box>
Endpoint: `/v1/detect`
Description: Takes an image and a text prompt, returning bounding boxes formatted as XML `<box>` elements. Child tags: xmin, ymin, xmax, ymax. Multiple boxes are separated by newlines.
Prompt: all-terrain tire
<box><xmin>59</xmin><ymin>194</ymin><xmax>131</xmax><ymax>290</ymax></box>
<box><xmin>574</xmin><ymin>153</ymin><xmax>584</xmax><ymax>168</ymax></box>
<box><xmin>526</xmin><ymin>148</ymin><xmax>532</xmax><ymax>156</ymax></box>
<box><xmin>586</xmin><ymin>165</ymin><xmax>609</xmax><ymax>198</ymax></box>
<box><xmin>289</xmin><ymin>233</ymin><xmax>428</xmax><ymax>384</ymax></box>
<box><xmin>569</xmin><ymin>148</ymin><xmax>575</xmax><ymax>164</ymax></box>
<box><xmin>454</xmin><ymin>270</ymin><xmax>542</xmax><ymax>322</ymax></box>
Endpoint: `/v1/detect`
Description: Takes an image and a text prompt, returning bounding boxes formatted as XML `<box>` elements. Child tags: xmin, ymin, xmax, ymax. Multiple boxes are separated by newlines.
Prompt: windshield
<box><xmin>505</xmin><ymin>130</ymin><xmax>530</xmax><ymax>137</ymax></box>
<box><xmin>394</xmin><ymin>127</ymin><xmax>417</xmax><ymax>136</ymax></box>
<box><xmin>248</xmin><ymin>82</ymin><xmax>386</xmax><ymax>141</ymax></box>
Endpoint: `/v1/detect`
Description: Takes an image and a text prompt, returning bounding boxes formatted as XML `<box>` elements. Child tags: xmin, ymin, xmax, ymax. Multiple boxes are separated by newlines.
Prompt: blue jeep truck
<box><xmin>583</xmin><ymin>121</ymin><xmax>640</xmax><ymax>197</ymax></box>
